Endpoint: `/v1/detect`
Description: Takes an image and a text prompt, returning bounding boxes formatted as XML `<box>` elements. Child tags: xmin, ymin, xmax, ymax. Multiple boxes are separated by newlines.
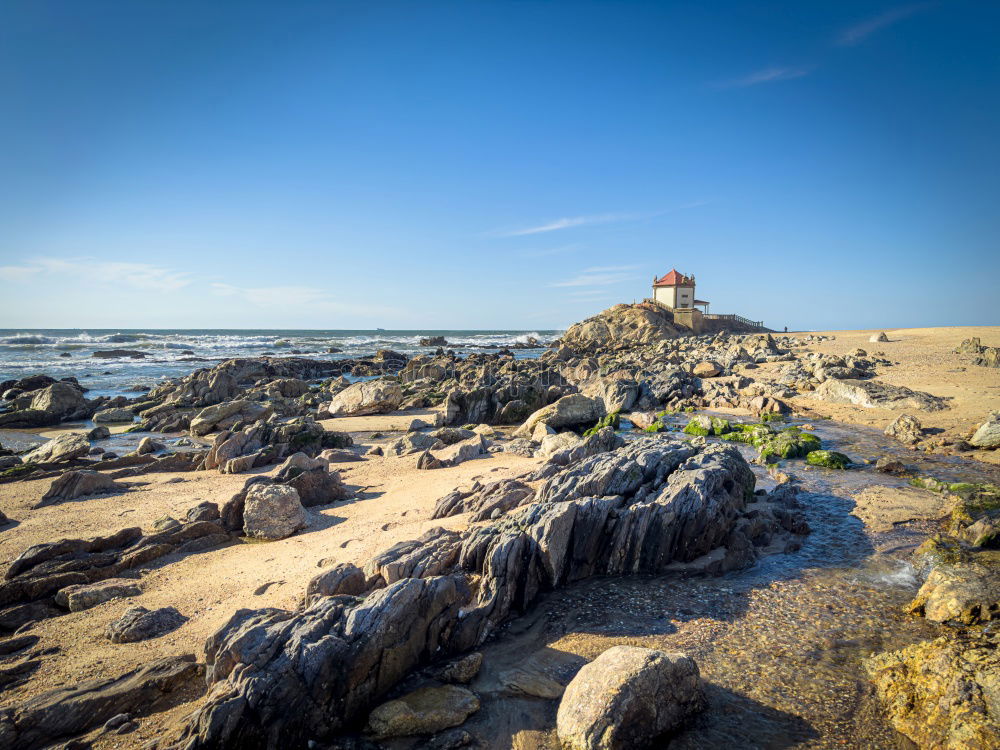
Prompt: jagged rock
<box><xmin>539</xmin><ymin>426</ymin><xmax>624</xmax><ymax>471</ymax></box>
<box><xmin>24</xmin><ymin>433</ymin><xmax>90</xmax><ymax>464</ymax></box>
<box><xmin>556</xmin><ymin>646</ymin><xmax>705</xmax><ymax>750</ymax></box>
<box><xmin>580</xmin><ymin>377</ymin><xmax>639</xmax><ymax>413</ymax></box>
<box><xmin>865</xmin><ymin>632</ymin><xmax>1000</xmax><ymax>749</ymax></box>
<box><xmin>203</xmin><ymin>417</ymin><xmax>326</xmax><ymax>472</ymax></box>
<box><xmin>55</xmin><ymin>578</ymin><xmax>141</xmax><ymax>612</ymax></box>
<box><xmin>189</xmin><ymin>400</ymin><xmax>272</xmax><ymax>436</ymax></box>
<box><xmin>433</xmin><ymin>652</ymin><xmax>483</xmax><ymax>684</ymax></box>
<box><xmin>813</xmin><ymin>378</ymin><xmax>947</xmax><ymax>412</ymax></box>
<box><xmin>0</xmin><ymin>408</ymin><xmax>60</xmax><ymax>428</ymax></box>
<box><xmin>907</xmin><ymin>564</ymin><xmax>1000</xmax><ymax>624</ymax></box>
<box><xmin>365</xmin><ymin>527</ymin><xmax>463</xmax><ymax>585</ymax></box>
<box><xmin>38</xmin><ymin>470</ymin><xmax>121</xmax><ymax>505</ymax></box>
<box><xmin>322</xmin><ymin>380</ymin><xmax>403</xmax><ymax>417</ymax></box>
<box><xmin>305</xmin><ymin>563</ymin><xmax>369</xmax><ymax>606</ymax></box>
<box><xmin>366</xmin><ymin>685</ymin><xmax>479</xmax><ymax>739</ymax></box>
<box><xmin>29</xmin><ymin>382</ymin><xmax>87</xmax><ymax>419</ymax></box>
<box><xmin>973</xmin><ymin>347</ymin><xmax>1000</xmax><ymax>369</ymax></box>
<box><xmin>516</xmin><ymin>394</ymin><xmax>605</xmax><ymax>437</ymax></box>
<box><xmin>106</xmin><ymin>606</ymin><xmax>187</xmax><ymax>642</ymax></box>
<box><xmin>869</xmin><ymin>331</ymin><xmax>889</xmax><ymax>342</ymax></box>
<box><xmin>537</xmin><ymin>432</ymin><xmax>582</xmax><ymax>459</ymax></box>
<box><xmin>432</xmin><ymin>479</ymin><xmax>534</xmax><ymax>522</ymax></box>
<box><xmin>242</xmin><ymin>484</ymin><xmax>307</xmax><ymax>540</ymax></box>
<box><xmin>0</xmin><ymin>654</ymin><xmax>201</xmax><ymax>750</ymax></box>
<box><xmin>93</xmin><ymin>408</ymin><xmax>134</xmax><ymax>423</ymax></box>
<box><xmin>970</xmin><ymin>411</ymin><xmax>1000</xmax><ymax>449</ymax></box>
<box><xmin>160</xmin><ymin>443</ymin><xmax>805</xmax><ymax>750</ymax></box>
<box><xmin>884</xmin><ymin>414</ymin><xmax>923</xmax><ymax>445</ymax></box>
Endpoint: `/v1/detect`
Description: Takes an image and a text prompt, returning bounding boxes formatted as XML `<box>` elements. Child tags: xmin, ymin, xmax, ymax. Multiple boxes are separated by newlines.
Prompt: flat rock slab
<box><xmin>851</xmin><ymin>486</ymin><xmax>949</xmax><ymax>532</ymax></box>
<box><xmin>55</xmin><ymin>578</ymin><xmax>142</xmax><ymax>612</ymax></box>
<box><xmin>367</xmin><ymin>684</ymin><xmax>480</xmax><ymax>738</ymax></box>
<box><xmin>106</xmin><ymin>606</ymin><xmax>187</xmax><ymax>643</ymax></box>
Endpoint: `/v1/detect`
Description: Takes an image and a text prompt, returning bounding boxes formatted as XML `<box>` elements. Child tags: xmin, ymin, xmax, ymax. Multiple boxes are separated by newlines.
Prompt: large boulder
<box><xmin>970</xmin><ymin>411</ymin><xmax>1000</xmax><ymax>449</ymax></box>
<box><xmin>556</xmin><ymin>646</ymin><xmax>706</xmax><ymax>750</ymax></box>
<box><xmin>366</xmin><ymin>685</ymin><xmax>480</xmax><ymax>738</ymax></box>
<box><xmin>559</xmin><ymin>303</ymin><xmax>682</xmax><ymax>353</ymax></box>
<box><xmin>24</xmin><ymin>433</ymin><xmax>90</xmax><ymax>464</ymax></box>
<box><xmin>242</xmin><ymin>484</ymin><xmax>307</xmax><ymax>540</ymax></box>
<box><xmin>322</xmin><ymin>380</ymin><xmax>403</xmax><ymax>417</ymax></box>
<box><xmin>516</xmin><ymin>394</ymin><xmax>605</xmax><ymax>437</ymax></box>
<box><xmin>39</xmin><ymin>470</ymin><xmax>121</xmax><ymax>505</ymax></box>
<box><xmin>29</xmin><ymin>382</ymin><xmax>86</xmax><ymax>419</ymax></box>
<box><xmin>865</xmin><ymin>632</ymin><xmax>999</xmax><ymax>749</ymax></box>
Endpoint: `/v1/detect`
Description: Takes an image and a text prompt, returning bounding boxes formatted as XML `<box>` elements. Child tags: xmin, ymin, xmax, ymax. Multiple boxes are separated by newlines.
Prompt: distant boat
<box><xmin>376</xmin><ymin>327</ymin><xmax>385</xmax><ymax>331</ymax></box>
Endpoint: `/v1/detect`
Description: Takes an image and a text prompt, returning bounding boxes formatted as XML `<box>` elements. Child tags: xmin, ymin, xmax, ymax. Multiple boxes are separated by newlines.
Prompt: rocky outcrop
<box><xmin>515</xmin><ymin>393</ymin><xmax>605</xmax><ymax>437</ymax></box>
<box><xmin>29</xmin><ymin>382</ymin><xmax>88</xmax><ymax>420</ymax></box>
<box><xmin>93</xmin><ymin>407</ymin><xmax>135</xmax><ymax>423</ymax></box>
<box><xmin>432</xmin><ymin>478</ymin><xmax>534</xmax><ymax>522</ymax></box>
<box><xmin>38</xmin><ymin>470</ymin><xmax>121</xmax><ymax>505</ymax></box>
<box><xmin>272</xmin><ymin>452</ymin><xmax>351</xmax><ymax>505</ymax></box>
<box><xmin>813</xmin><ymin>379</ymin><xmax>948</xmax><ymax>412</ymax></box>
<box><xmin>865</xmin><ymin>632</ymin><xmax>999</xmax><ymax>749</ymax></box>
<box><xmin>1</xmin><ymin>521</ymin><xmax>229</xmax><ymax>631</ymax></box>
<box><xmin>556</xmin><ymin>646</ymin><xmax>705</xmax><ymax>750</ymax></box>
<box><xmin>0</xmin><ymin>655</ymin><xmax>201</xmax><ymax>750</ymax></box>
<box><xmin>321</xmin><ymin>379</ymin><xmax>403</xmax><ymax>417</ymax></box>
<box><xmin>190</xmin><ymin>400</ymin><xmax>273</xmax><ymax>436</ymax></box>
<box><xmin>416</xmin><ymin>434</ymin><xmax>489</xmax><ymax>470</ymax></box>
<box><xmin>560</xmin><ymin>303</ymin><xmax>683</xmax><ymax>352</ymax></box>
<box><xmin>162</xmin><ymin>441</ymin><xmax>806</xmax><ymax>749</ymax></box>
<box><xmin>202</xmin><ymin>416</ymin><xmax>327</xmax><ymax>472</ymax></box>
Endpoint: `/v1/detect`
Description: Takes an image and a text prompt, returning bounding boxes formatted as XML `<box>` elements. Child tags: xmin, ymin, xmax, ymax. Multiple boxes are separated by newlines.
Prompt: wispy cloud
<box><xmin>211</xmin><ymin>283</ymin><xmax>401</xmax><ymax>318</ymax></box>
<box><xmin>719</xmin><ymin>66</ymin><xmax>812</xmax><ymax>88</ymax></box>
<box><xmin>836</xmin><ymin>3</ymin><xmax>930</xmax><ymax>46</ymax></box>
<box><xmin>548</xmin><ymin>265</ymin><xmax>640</xmax><ymax>288</ymax></box>
<box><xmin>0</xmin><ymin>257</ymin><xmax>192</xmax><ymax>291</ymax></box>
<box><xmin>493</xmin><ymin>201</ymin><xmax>709</xmax><ymax>238</ymax></box>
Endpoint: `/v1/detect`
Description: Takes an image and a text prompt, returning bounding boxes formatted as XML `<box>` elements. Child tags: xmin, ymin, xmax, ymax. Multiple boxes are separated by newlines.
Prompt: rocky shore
<box><xmin>0</xmin><ymin>308</ymin><xmax>997</xmax><ymax>749</ymax></box>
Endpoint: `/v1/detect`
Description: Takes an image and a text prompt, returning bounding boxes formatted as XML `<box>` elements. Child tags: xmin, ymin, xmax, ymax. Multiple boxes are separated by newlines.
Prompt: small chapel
<box><xmin>651</xmin><ymin>269</ymin><xmax>711</xmax><ymax>312</ymax></box>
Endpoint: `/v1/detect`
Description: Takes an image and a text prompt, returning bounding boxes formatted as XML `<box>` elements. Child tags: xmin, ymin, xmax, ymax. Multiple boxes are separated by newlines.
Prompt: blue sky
<box><xmin>0</xmin><ymin>1</ymin><xmax>997</xmax><ymax>331</ymax></box>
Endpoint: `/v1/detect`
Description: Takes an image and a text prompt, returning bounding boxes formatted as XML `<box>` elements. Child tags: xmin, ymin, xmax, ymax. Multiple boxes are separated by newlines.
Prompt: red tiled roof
<box><xmin>653</xmin><ymin>269</ymin><xmax>693</xmax><ymax>287</ymax></box>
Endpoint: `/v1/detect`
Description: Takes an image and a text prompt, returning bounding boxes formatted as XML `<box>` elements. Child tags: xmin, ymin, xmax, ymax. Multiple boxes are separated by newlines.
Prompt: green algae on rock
<box><xmin>805</xmin><ymin>450</ymin><xmax>850</xmax><ymax>469</ymax></box>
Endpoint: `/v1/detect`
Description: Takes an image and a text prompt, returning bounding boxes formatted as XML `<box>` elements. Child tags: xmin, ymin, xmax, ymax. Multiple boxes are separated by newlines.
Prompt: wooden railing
<box><xmin>643</xmin><ymin>298</ymin><xmax>767</xmax><ymax>331</ymax></box>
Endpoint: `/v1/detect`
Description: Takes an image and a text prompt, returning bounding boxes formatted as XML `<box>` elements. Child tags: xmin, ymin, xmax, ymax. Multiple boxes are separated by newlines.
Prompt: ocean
<box><xmin>0</xmin><ymin>329</ymin><xmax>560</xmax><ymax>397</ymax></box>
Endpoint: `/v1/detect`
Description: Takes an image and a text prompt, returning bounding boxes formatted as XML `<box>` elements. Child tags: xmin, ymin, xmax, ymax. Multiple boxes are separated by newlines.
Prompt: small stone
<box><xmin>433</xmin><ymin>652</ymin><xmax>483</xmax><ymax>684</ymax></box>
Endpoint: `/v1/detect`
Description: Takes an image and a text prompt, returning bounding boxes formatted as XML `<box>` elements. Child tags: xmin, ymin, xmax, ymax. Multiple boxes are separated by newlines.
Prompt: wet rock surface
<box><xmin>556</xmin><ymin>645</ymin><xmax>705</xmax><ymax>750</ymax></box>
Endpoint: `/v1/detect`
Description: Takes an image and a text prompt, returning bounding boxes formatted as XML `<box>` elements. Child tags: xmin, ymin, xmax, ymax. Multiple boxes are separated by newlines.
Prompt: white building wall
<box><xmin>653</xmin><ymin>284</ymin><xmax>695</xmax><ymax>308</ymax></box>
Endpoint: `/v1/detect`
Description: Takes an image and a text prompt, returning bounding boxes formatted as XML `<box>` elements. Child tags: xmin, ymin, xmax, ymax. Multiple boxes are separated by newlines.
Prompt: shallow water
<box><xmin>0</xmin><ymin>328</ymin><xmax>558</xmax><ymax>395</ymax></box>
<box><xmin>448</xmin><ymin>416</ymin><xmax>997</xmax><ymax>749</ymax></box>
